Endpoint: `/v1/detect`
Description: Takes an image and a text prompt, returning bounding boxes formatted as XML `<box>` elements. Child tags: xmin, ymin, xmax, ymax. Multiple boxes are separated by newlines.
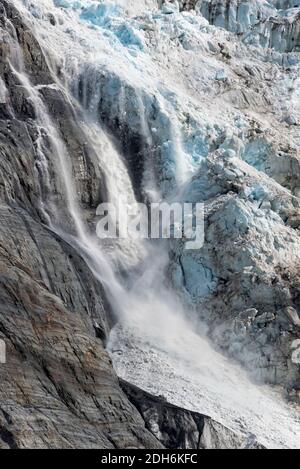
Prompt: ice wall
<box><xmin>178</xmin><ymin>0</ymin><xmax>300</xmax><ymax>52</ymax></box>
<box><xmin>195</xmin><ymin>0</ymin><xmax>275</xmax><ymax>33</ymax></box>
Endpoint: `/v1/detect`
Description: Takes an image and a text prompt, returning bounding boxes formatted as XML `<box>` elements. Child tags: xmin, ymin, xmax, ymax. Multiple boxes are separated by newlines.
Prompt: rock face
<box><xmin>0</xmin><ymin>0</ymin><xmax>160</xmax><ymax>449</ymax></box>
<box><xmin>120</xmin><ymin>380</ymin><xmax>265</xmax><ymax>449</ymax></box>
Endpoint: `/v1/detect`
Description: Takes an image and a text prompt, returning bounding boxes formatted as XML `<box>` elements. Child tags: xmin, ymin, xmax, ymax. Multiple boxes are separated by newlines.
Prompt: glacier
<box><xmin>0</xmin><ymin>0</ymin><xmax>299</xmax><ymax>449</ymax></box>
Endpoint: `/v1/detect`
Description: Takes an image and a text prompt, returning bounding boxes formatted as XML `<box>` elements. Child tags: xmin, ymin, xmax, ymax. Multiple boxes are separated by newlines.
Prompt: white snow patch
<box><xmin>109</xmin><ymin>321</ymin><xmax>300</xmax><ymax>449</ymax></box>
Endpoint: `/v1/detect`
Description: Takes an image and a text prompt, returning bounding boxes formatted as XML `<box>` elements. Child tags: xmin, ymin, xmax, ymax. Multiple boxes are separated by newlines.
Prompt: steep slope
<box><xmin>120</xmin><ymin>380</ymin><xmax>265</xmax><ymax>449</ymax></box>
<box><xmin>0</xmin><ymin>0</ymin><xmax>163</xmax><ymax>449</ymax></box>
<box><xmin>0</xmin><ymin>0</ymin><xmax>299</xmax><ymax>450</ymax></box>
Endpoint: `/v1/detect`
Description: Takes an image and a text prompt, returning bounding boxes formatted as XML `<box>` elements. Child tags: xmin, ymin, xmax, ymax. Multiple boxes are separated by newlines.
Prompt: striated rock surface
<box><xmin>120</xmin><ymin>380</ymin><xmax>265</xmax><ymax>449</ymax></box>
<box><xmin>0</xmin><ymin>0</ymin><xmax>160</xmax><ymax>449</ymax></box>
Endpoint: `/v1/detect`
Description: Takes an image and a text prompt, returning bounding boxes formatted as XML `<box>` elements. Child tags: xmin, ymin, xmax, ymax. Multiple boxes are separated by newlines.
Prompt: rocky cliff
<box><xmin>0</xmin><ymin>0</ymin><xmax>162</xmax><ymax>449</ymax></box>
<box><xmin>120</xmin><ymin>380</ymin><xmax>266</xmax><ymax>449</ymax></box>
